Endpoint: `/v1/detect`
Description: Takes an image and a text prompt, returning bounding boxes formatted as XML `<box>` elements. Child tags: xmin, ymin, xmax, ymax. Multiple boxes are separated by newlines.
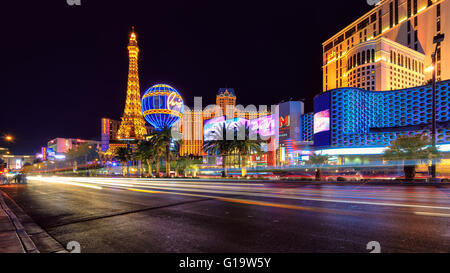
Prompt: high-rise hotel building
<box><xmin>178</xmin><ymin>89</ymin><xmax>270</xmax><ymax>157</ymax></box>
<box><xmin>323</xmin><ymin>0</ymin><xmax>448</xmax><ymax>92</ymax></box>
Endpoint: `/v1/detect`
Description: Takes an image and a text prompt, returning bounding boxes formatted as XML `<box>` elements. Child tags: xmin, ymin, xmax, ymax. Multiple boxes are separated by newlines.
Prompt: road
<box><xmin>1</xmin><ymin>176</ymin><xmax>449</xmax><ymax>253</ymax></box>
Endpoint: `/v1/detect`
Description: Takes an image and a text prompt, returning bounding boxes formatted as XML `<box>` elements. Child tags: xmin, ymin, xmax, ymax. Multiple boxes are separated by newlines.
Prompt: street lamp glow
<box><xmin>425</xmin><ymin>65</ymin><xmax>434</xmax><ymax>73</ymax></box>
<box><xmin>4</xmin><ymin>135</ymin><xmax>13</xmax><ymax>142</ymax></box>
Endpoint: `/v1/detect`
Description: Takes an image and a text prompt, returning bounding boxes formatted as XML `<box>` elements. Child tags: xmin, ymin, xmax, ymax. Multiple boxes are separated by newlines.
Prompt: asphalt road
<box><xmin>1</xmin><ymin>176</ymin><xmax>449</xmax><ymax>253</ymax></box>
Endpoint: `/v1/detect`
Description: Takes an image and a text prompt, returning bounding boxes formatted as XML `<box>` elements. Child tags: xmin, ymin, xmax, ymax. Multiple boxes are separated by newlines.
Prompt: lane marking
<box><xmin>414</xmin><ymin>211</ymin><xmax>450</xmax><ymax>218</ymax></box>
<box><xmin>126</xmin><ymin>188</ymin><xmax>162</xmax><ymax>194</ymax></box>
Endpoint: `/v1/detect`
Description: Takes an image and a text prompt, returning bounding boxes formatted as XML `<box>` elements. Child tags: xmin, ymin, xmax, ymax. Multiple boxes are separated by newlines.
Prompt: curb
<box><xmin>0</xmin><ymin>190</ymin><xmax>69</xmax><ymax>253</ymax></box>
<box><xmin>0</xmin><ymin>191</ymin><xmax>39</xmax><ymax>253</ymax></box>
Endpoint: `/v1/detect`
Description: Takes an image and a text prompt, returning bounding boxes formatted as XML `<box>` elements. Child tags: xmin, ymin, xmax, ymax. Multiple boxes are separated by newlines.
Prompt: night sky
<box><xmin>1</xmin><ymin>0</ymin><xmax>372</xmax><ymax>154</ymax></box>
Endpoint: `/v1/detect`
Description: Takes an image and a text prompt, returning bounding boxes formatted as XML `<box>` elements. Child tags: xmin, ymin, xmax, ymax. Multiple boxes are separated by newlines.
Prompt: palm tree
<box><xmin>136</xmin><ymin>141</ymin><xmax>156</xmax><ymax>177</ymax></box>
<box><xmin>116</xmin><ymin>147</ymin><xmax>132</xmax><ymax>176</ymax></box>
<box><xmin>232</xmin><ymin>125</ymin><xmax>264</xmax><ymax>177</ymax></box>
<box><xmin>384</xmin><ymin>135</ymin><xmax>440</xmax><ymax>180</ymax></box>
<box><xmin>203</xmin><ymin>123</ymin><xmax>234</xmax><ymax>177</ymax></box>
<box><xmin>134</xmin><ymin>141</ymin><xmax>154</xmax><ymax>176</ymax></box>
<box><xmin>307</xmin><ymin>154</ymin><xmax>329</xmax><ymax>181</ymax></box>
<box><xmin>149</xmin><ymin>126</ymin><xmax>173</xmax><ymax>177</ymax></box>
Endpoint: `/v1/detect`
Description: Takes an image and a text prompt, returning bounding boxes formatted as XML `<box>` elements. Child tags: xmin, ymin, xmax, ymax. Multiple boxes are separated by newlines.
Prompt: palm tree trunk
<box><xmin>122</xmin><ymin>161</ymin><xmax>126</xmax><ymax>177</ymax></box>
<box><xmin>156</xmin><ymin>157</ymin><xmax>160</xmax><ymax>178</ymax></box>
<box><xmin>222</xmin><ymin>155</ymin><xmax>227</xmax><ymax>178</ymax></box>
<box><xmin>165</xmin><ymin>146</ymin><xmax>170</xmax><ymax>177</ymax></box>
<box><xmin>241</xmin><ymin>154</ymin><xmax>247</xmax><ymax>177</ymax></box>
<box><xmin>146</xmin><ymin>159</ymin><xmax>152</xmax><ymax>177</ymax></box>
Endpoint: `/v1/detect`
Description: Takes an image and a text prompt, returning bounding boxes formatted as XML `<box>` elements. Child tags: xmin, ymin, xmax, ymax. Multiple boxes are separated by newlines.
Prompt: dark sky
<box><xmin>1</xmin><ymin>0</ymin><xmax>372</xmax><ymax>154</ymax></box>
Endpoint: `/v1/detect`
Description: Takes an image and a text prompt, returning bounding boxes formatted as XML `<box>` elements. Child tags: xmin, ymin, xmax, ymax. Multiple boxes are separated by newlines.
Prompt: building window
<box><xmin>395</xmin><ymin>0</ymin><xmax>399</xmax><ymax>25</ymax></box>
<box><xmin>407</xmin><ymin>0</ymin><xmax>412</xmax><ymax>18</ymax></box>
<box><xmin>378</xmin><ymin>10</ymin><xmax>382</xmax><ymax>35</ymax></box>
<box><xmin>390</xmin><ymin>2</ymin><xmax>394</xmax><ymax>28</ymax></box>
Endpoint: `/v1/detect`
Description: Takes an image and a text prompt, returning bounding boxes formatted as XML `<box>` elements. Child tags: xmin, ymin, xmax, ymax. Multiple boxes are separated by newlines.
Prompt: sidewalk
<box><xmin>0</xmin><ymin>191</ymin><xmax>39</xmax><ymax>253</ymax></box>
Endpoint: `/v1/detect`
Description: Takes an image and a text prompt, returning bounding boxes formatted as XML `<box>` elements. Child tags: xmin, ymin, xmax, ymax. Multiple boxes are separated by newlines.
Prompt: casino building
<box><xmin>312</xmin><ymin>80</ymin><xmax>450</xmax><ymax>152</ymax></box>
<box><xmin>178</xmin><ymin>88</ymin><xmax>271</xmax><ymax>157</ymax></box>
<box><xmin>323</xmin><ymin>0</ymin><xmax>449</xmax><ymax>92</ymax></box>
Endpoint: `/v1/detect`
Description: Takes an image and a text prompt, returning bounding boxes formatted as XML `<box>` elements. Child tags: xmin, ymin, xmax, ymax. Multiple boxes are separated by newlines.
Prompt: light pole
<box><xmin>430</xmin><ymin>33</ymin><xmax>445</xmax><ymax>180</ymax></box>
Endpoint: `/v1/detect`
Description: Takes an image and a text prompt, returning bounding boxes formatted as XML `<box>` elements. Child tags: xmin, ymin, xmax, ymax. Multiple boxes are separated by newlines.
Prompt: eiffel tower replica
<box><xmin>106</xmin><ymin>27</ymin><xmax>147</xmax><ymax>156</ymax></box>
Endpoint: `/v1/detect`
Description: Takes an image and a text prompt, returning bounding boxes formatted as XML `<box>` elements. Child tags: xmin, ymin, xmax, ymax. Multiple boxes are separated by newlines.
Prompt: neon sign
<box><xmin>167</xmin><ymin>93</ymin><xmax>183</xmax><ymax>110</ymax></box>
<box><xmin>279</xmin><ymin>115</ymin><xmax>290</xmax><ymax>128</ymax></box>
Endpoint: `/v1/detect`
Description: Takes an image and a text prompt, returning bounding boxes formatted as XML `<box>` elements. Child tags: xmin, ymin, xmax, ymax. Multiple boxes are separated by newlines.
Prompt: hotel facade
<box><xmin>178</xmin><ymin>89</ymin><xmax>271</xmax><ymax>157</ymax></box>
<box><xmin>323</xmin><ymin>0</ymin><xmax>449</xmax><ymax>92</ymax></box>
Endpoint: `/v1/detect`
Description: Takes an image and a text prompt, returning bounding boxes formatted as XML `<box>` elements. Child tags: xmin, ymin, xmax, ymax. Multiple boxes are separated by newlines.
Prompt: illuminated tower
<box><xmin>216</xmin><ymin>88</ymin><xmax>236</xmax><ymax>118</ymax></box>
<box><xmin>117</xmin><ymin>27</ymin><xmax>147</xmax><ymax>140</ymax></box>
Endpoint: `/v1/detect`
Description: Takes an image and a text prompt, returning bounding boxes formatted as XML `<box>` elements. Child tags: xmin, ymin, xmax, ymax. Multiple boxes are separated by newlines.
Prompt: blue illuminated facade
<box><xmin>307</xmin><ymin>80</ymin><xmax>450</xmax><ymax>148</ymax></box>
<box><xmin>141</xmin><ymin>84</ymin><xmax>184</xmax><ymax>130</ymax></box>
<box><xmin>300</xmin><ymin>113</ymin><xmax>314</xmax><ymax>142</ymax></box>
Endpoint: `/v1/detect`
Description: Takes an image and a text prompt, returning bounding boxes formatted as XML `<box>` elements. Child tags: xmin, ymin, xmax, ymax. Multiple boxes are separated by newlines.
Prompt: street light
<box><xmin>430</xmin><ymin>33</ymin><xmax>445</xmax><ymax>180</ymax></box>
<box><xmin>5</xmin><ymin>135</ymin><xmax>13</xmax><ymax>142</ymax></box>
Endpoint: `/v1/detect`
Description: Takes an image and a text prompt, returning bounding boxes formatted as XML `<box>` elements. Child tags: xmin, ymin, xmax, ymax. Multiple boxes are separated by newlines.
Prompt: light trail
<box><xmin>35</xmin><ymin>178</ymin><xmax>103</xmax><ymax>190</ymax></box>
<box><xmin>126</xmin><ymin>188</ymin><xmax>357</xmax><ymax>215</ymax></box>
<box><xmin>414</xmin><ymin>212</ymin><xmax>450</xmax><ymax>218</ymax></box>
<box><xmin>28</xmin><ymin>176</ymin><xmax>450</xmax><ymax>212</ymax></box>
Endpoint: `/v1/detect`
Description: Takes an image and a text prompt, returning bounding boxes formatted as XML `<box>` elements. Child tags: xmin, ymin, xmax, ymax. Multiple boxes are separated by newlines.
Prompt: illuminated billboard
<box><xmin>203</xmin><ymin>116</ymin><xmax>228</xmax><ymax>141</ymax></box>
<box><xmin>314</xmin><ymin>109</ymin><xmax>330</xmax><ymax>134</ymax></box>
<box><xmin>278</xmin><ymin>101</ymin><xmax>303</xmax><ymax>143</ymax></box>
<box><xmin>204</xmin><ymin>115</ymin><xmax>275</xmax><ymax>141</ymax></box>
<box><xmin>313</xmin><ymin>92</ymin><xmax>331</xmax><ymax>147</ymax></box>
<box><xmin>248</xmin><ymin>115</ymin><xmax>276</xmax><ymax>138</ymax></box>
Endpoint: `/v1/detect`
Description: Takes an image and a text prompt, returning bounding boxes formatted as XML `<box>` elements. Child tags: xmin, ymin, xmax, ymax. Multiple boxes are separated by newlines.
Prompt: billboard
<box><xmin>278</xmin><ymin>101</ymin><xmax>303</xmax><ymax>143</ymax></box>
<box><xmin>203</xmin><ymin>115</ymin><xmax>275</xmax><ymax>141</ymax></box>
<box><xmin>313</xmin><ymin>92</ymin><xmax>331</xmax><ymax>147</ymax></box>
<box><xmin>314</xmin><ymin>109</ymin><xmax>330</xmax><ymax>134</ymax></box>
<box><xmin>248</xmin><ymin>115</ymin><xmax>276</xmax><ymax>138</ymax></box>
<box><xmin>101</xmin><ymin>118</ymin><xmax>110</xmax><ymax>152</ymax></box>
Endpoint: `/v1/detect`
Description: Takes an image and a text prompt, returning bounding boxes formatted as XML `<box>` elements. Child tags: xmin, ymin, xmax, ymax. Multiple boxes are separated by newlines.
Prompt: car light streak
<box><xmin>126</xmin><ymin>188</ymin><xmax>356</xmax><ymax>215</ymax></box>
<box><xmin>414</xmin><ymin>212</ymin><xmax>450</xmax><ymax>218</ymax></box>
<box><xmin>28</xmin><ymin>176</ymin><xmax>450</xmax><ymax>211</ymax></box>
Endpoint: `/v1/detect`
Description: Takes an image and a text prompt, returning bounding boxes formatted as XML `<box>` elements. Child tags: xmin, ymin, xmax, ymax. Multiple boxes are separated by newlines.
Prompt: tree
<box><xmin>66</xmin><ymin>143</ymin><xmax>99</xmax><ymax>164</ymax></box>
<box><xmin>307</xmin><ymin>154</ymin><xmax>329</xmax><ymax>181</ymax></box>
<box><xmin>384</xmin><ymin>135</ymin><xmax>440</xmax><ymax>180</ymax></box>
<box><xmin>203</xmin><ymin>123</ymin><xmax>234</xmax><ymax>177</ymax></box>
<box><xmin>116</xmin><ymin>147</ymin><xmax>132</xmax><ymax>176</ymax></box>
<box><xmin>136</xmin><ymin>141</ymin><xmax>156</xmax><ymax>177</ymax></box>
<box><xmin>232</xmin><ymin>124</ymin><xmax>264</xmax><ymax>177</ymax></box>
<box><xmin>148</xmin><ymin>126</ymin><xmax>173</xmax><ymax>177</ymax></box>
<box><xmin>173</xmin><ymin>156</ymin><xmax>201</xmax><ymax>177</ymax></box>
